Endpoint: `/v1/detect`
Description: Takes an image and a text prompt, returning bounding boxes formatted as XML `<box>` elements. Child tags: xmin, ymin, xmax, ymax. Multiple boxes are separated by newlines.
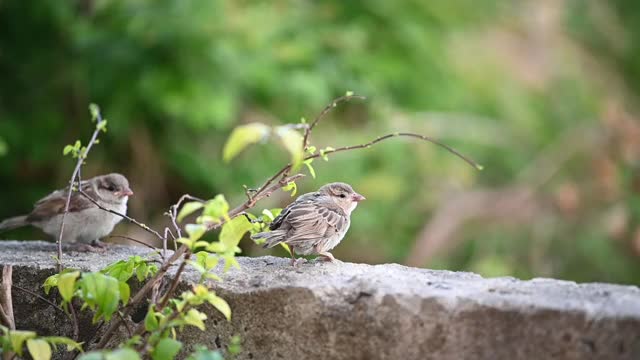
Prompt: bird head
<box><xmin>318</xmin><ymin>182</ymin><xmax>365</xmax><ymax>214</ymax></box>
<box><xmin>95</xmin><ymin>173</ymin><xmax>133</xmax><ymax>204</ymax></box>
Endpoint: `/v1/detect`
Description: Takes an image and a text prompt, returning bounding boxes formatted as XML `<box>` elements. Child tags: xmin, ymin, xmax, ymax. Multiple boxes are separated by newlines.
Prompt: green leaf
<box><xmin>186</xmin><ymin>224</ymin><xmax>207</xmax><ymax>241</ymax></box>
<box><xmin>78</xmin><ymin>272</ymin><xmax>120</xmax><ymax>322</ymax></box>
<box><xmin>119</xmin><ymin>282</ymin><xmax>130</xmax><ymax>305</ymax></box>
<box><xmin>184</xmin><ymin>309</ymin><xmax>207</xmax><ymax>331</ymax></box>
<box><xmin>219</xmin><ymin>216</ymin><xmax>253</xmax><ymax>251</ymax></box>
<box><xmin>135</xmin><ymin>262</ymin><xmax>148</xmax><ymax>282</ymax></box>
<box><xmin>261</xmin><ymin>209</ymin><xmax>275</xmax><ymax>222</ymax></box>
<box><xmin>275</xmin><ymin>126</ymin><xmax>303</xmax><ymax>171</ymax></box>
<box><xmin>105</xmin><ymin>348</ymin><xmax>141</xmax><ymax>360</ymax></box>
<box><xmin>43</xmin><ymin>274</ymin><xmax>60</xmax><ymax>295</ymax></box>
<box><xmin>77</xmin><ymin>352</ymin><xmax>105</xmax><ymax>360</ymax></box>
<box><xmin>152</xmin><ymin>338</ymin><xmax>183</xmax><ymax>360</ymax></box>
<box><xmin>89</xmin><ymin>104</ymin><xmax>100</xmax><ymax>121</ymax></box>
<box><xmin>58</xmin><ymin>271</ymin><xmax>80</xmax><ymax>303</ymax></box>
<box><xmin>41</xmin><ymin>336</ymin><xmax>83</xmax><ymax>352</ymax></box>
<box><xmin>207</xmin><ymin>294</ymin><xmax>231</xmax><ymax>321</ymax></box>
<box><xmin>186</xmin><ymin>347</ymin><xmax>224</xmax><ymax>360</ymax></box>
<box><xmin>97</xmin><ymin>119</ymin><xmax>108</xmax><ymax>133</ymax></box>
<box><xmin>63</xmin><ymin>145</ymin><xmax>75</xmax><ymax>156</ymax></box>
<box><xmin>223</xmin><ymin>122</ymin><xmax>270</xmax><ymax>162</ymax></box>
<box><xmin>303</xmin><ymin>159</ymin><xmax>316</xmax><ymax>178</ymax></box>
<box><xmin>345</xmin><ymin>90</ymin><xmax>354</xmax><ymax>97</ymax></box>
<box><xmin>144</xmin><ymin>306</ymin><xmax>159</xmax><ymax>331</ymax></box>
<box><xmin>27</xmin><ymin>339</ymin><xmax>52</xmax><ymax>360</ymax></box>
<box><xmin>320</xmin><ymin>146</ymin><xmax>334</xmax><ymax>161</ymax></box>
<box><xmin>9</xmin><ymin>330</ymin><xmax>36</xmax><ymax>356</ymax></box>
<box><xmin>177</xmin><ymin>202</ymin><xmax>204</xmax><ymax>223</ymax></box>
<box><xmin>202</xmin><ymin>195</ymin><xmax>229</xmax><ymax>220</ymax></box>
<box><xmin>282</xmin><ymin>181</ymin><xmax>297</xmax><ymax>197</ymax></box>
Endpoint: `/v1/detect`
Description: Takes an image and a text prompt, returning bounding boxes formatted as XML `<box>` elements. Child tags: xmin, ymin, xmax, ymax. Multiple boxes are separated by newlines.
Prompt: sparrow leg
<box><xmin>91</xmin><ymin>240</ymin><xmax>110</xmax><ymax>249</ymax></box>
<box><xmin>317</xmin><ymin>252</ymin><xmax>336</xmax><ymax>262</ymax></box>
<box><xmin>289</xmin><ymin>246</ymin><xmax>307</xmax><ymax>267</ymax></box>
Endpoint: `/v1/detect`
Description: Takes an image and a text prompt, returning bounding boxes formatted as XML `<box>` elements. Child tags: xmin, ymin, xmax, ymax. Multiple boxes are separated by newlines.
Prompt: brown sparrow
<box><xmin>252</xmin><ymin>182</ymin><xmax>365</xmax><ymax>266</ymax></box>
<box><xmin>0</xmin><ymin>173</ymin><xmax>133</xmax><ymax>250</ymax></box>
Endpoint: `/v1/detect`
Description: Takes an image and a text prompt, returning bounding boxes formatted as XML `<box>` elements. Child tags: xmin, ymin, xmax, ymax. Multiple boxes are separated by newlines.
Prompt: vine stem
<box><xmin>56</xmin><ymin>107</ymin><xmax>106</xmax><ymax>272</ymax></box>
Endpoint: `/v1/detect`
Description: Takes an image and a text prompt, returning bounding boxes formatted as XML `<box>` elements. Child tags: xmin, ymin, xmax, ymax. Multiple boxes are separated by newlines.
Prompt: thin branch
<box><xmin>306</xmin><ymin>132</ymin><xmax>483</xmax><ymax>170</ymax></box>
<box><xmin>68</xmin><ymin>301</ymin><xmax>79</xmax><ymax>341</ymax></box>
<box><xmin>107</xmin><ymin>235</ymin><xmax>157</xmax><ymax>251</ymax></box>
<box><xmin>57</xmin><ymin>108</ymin><xmax>106</xmax><ymax>271</ymax></box>
<box><xmin>0</xmin><ymin>266</ymin><xmax>14</xmax><ymax>330</ymax></box>
<box><xmin>157</xmin><ymin>252</ymin><xmax>190</xmax><ymax>310</ymax></box>
<box><xmin>302</xmin><ymin>94</ymin><xmax>366</xmax><ymax>150</ymax></box>
<box><xmin>116</xmin><ymin>312</ymin><xmax>133</xmax><ymax>338</ymax></box>
<box><xmin>79</xmin><ymin>189</ymin><xmax>164</xmax><ymax>241</ymax></box>
<box><xmin>11</xmin><ymin>284</ymin><xmax>66</xmax><ymax>315</ymax></box>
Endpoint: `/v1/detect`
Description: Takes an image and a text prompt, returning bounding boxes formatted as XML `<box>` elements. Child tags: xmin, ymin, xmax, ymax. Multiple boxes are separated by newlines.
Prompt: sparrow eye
<box><xmin>106</xmin><ymin>185</ymin><xmax>116</xmax><ymax>192</ymax></box>
<box><xmin>339</xmin><ymin>194</ymin><xmax>346</xmax><ymax>198</ymax></box>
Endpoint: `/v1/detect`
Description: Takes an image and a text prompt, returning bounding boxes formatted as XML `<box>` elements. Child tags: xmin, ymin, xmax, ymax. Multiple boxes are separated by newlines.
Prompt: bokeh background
<box><xmin>1</xmin><ymin>0</ymin><xmax>639</xmax><ymax>284</ymax></box>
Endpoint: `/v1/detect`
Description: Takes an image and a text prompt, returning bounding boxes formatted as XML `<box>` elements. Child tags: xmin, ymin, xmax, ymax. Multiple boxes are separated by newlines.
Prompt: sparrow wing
<box><xmin>269</xmin><ymin>191</ymin><xmax>321</xmax><ymax>230</ymax></box>
<box><xmin>278</xmin><ymin>199</ymin><xmax>348</xmax><ymax>246</ymax></box>
<box><xmin>27</xmin><ymin>184</ymin><xmax>96</xmax><ymax>222</ymax></box>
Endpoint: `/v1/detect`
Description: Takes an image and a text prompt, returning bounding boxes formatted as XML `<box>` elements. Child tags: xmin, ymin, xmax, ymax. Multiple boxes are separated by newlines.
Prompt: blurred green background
<box><xmin>1</xmin><ymin>0</ymin><xmax>639</xmax><ymax>284</ymax></box>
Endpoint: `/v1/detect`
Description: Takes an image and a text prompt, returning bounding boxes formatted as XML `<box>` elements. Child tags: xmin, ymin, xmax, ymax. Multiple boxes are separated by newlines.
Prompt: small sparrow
<box><xmin>0</xmin><ymin>173</ymin><xmax>133</xmax><ymax>251</ymax></box>
<box><xmin>251</xmin><ymin>182</ymin><xmax>365</xmax><ymax>266</ymax></box>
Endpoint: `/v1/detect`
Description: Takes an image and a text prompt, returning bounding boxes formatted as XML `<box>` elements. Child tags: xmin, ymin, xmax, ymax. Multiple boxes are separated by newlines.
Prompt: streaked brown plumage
<box><xmin>251</xmin><ymin>182</ymin><xmax>365</xmax><ymax>266</ymax></box>
<box><xmin>0</xmin><ymin>173</ymin><xmax>133</xmax><ymax>250</ymax></box>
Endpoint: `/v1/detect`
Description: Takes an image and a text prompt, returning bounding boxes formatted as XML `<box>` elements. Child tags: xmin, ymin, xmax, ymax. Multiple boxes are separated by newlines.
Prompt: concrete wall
<box><xmin>1</xmin><ymin>241</ymin><xmax>639</xmax><ymax>359</ymax></box>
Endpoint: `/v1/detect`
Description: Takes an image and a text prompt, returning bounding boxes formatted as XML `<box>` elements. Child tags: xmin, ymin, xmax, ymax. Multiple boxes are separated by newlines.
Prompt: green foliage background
<box><xmin>1</xmin><ymin>0</ymin><xmax>639</xmax><ymax>284</ymax></box>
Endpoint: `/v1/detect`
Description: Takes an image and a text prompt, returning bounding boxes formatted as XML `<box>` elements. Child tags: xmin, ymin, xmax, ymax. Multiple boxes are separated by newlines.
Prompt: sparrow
<box><xmin>251</xmin><ymin>182</ymin><xmax>365</xmax><ymax>266</ymax></box>
<box><xmin>0</xmin><ymin>173</ymin><xmax>133</xmax><ymax>251</ymax></box>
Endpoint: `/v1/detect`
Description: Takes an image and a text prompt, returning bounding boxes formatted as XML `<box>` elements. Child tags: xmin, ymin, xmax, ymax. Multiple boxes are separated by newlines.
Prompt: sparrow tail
<box><xmin>251</xmin><ymin>230</ymin><xmax>287</xmax><ymax>249</ymax></box>
<box><xmin>0</xmin><ymin>215</ymin><xmax>29</xmax><ymax>232</ymax></box>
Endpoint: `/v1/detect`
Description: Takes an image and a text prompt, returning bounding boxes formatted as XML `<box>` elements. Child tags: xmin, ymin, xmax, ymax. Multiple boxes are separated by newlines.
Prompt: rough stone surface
<box><xmin>1</xmin><ymin>240</ymin><xmax>639</xmax><ymax>360</ymax></box>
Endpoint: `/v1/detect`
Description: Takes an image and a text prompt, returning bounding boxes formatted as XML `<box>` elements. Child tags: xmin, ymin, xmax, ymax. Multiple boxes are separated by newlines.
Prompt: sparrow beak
<box><xmin>117</xmin><ymin>189</ymin><xmax>134</xmax><ymax>197</ymax></box>
<box><xmin>352</xmin><ymin>193</ymin><xmax>366</xmax><ymax>202</ymax></box>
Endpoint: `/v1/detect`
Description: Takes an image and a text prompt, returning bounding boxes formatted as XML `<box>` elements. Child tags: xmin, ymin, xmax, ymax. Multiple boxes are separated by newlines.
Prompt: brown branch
<box><xmin>57</xmin><ymin>108</ymin><xmax>107</xmax><ymax>271</ymax></box>
<box><xmin>12</xmin><ymin>284</ymin><xmax>65</xmax><ymax>315</ymax></box>
<box><xmin>302</xmin><ymin>94</ymin><xmax>366</xmax><ymax>150</ymax></box>
<box><xmin>79</xmin><ymin>189</ymin><xmax>164</xmax><ymax>241</ymax></box>
<box><xmin>305</xmin><ymin>132</ymin><xmax>482</xmax><ymax>170</ymax></box>
<box><xmin>0</xmin><ymin>266</ymin><xmax>14</xmax><ymax>330</ymax></box>
<box><xmin>157</xmin><ymin>252</ymin><xmax>190</xmax><ymax>310</ymax></box>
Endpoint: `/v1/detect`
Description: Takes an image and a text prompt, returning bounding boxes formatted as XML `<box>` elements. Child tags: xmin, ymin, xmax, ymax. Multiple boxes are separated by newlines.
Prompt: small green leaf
<box><xmin>97</xmin><ymin>119</ymin><xmax>108</xmax><ymax>133</ymax></box>
<box><xmin>105</xmin><ymin>348</ymin><xmax>141</xmax><ymax>360</ymax></box>
<box><xmin>78</xmin><ymin>272</ymin><xmax>120</xmax><ymax>322</ymax></box>
<box><xmin>9</xmin><ymin>330</ymin><xmax>36</xmax><ymax>356</ymax></box>
<box><xmin>58</xmin><ymin>271</ymin><xmax>80</xmax><ymax>303</ymax></box>
<box><xmin>282</xmin><ymin>181</ymin><xmax>297</xmax><ymax>197</ymax></box>
<box><xmin>119</xmin><ymin>282</ymin><xmax>130</xmax><ymax>304</ymax></box>
<box><xmin>186</xmin><ymin>347</ymin><xmax>224</xmax><ymax>360</ymax></box>
<box><xmin>184</xmin><ymin>309</ymin><xmax>207</xmax><ymax>331</ymax></box>
<box><xmin>345</xmin><ymin>90</ymin><xmax>354</xmax><ymax>97</ymax></box>
<box><xmin>144</xmin><ymin>306</ymin><xmax>159</xmax><ymax>331</ymax></box>
<box><xmin>202</xmin><ymin>195</ymin><xmax>230</xmax><ymax>220</ymax></box>
<box><xmin>262</xmin><ymin>209</ymin><xmax>275</xmax><ymax>222</ymax></box>
<box><xmin>41</xmin><ymin>336</ymin><xmax>83</xmax><ymax>352</ymax></box>
<box><xmin>135</xmin><ymin>262</ymin><xmax>148</xmax><ymax>282</ymax></box>
<box><xmin>306</xmin><ymin>145</ymin><xmax>316</xmax><ymax>154</ymax></box>
<box><xmin>177</xmin><ymin>202</ymin><xmax>204</xmax><ymax>223</ymax></box>
<box><xmin>152</xmin><ymin>338</ymin><xmax>183</xmax><ymax>360</ymax></box>
<box><xmin>186</xmin><ymin>224</ymin><xmax>207</xmax><ymax>241</ymax></box>
<box><xmin>207</xmin><ymin>294</ymin><xmax>231</xmax><ymax>321</ymax></box>
<box><xmin>63</xmin><ymin>145</ymin><xmax>75</xmax><ymax>156</ymax></box>
<box><xmin>303</xmin><ymin>159</ymin><xmax>316</xmax><ymax>178</ymax></box>
<box><xmin>219</xmin><ymin>216</ymin><xmax>253</xmax><ymax>251</ymax></box>
<box><xmin>89</xmin><ymin>104</ymin><xmax>100</xmax><ymax>121</ymax></box>
<box><xmin>27</xmin><ymin>339</ymin><xmax>52</xmax><ymax>360</ymax></box>
<box><xmin>275</xmin><ymin>126</ymin><xmax>304</xmax><ymax>171</ymax></box>
<box><xmin>77</xmin><ymin>352</ymin><xmax>104</xmax><ymax>360</ymax></box>
<box><xmin>43</xmin><ymin>274</ymin><xmax>60</xmax><ymax>295</ymax></box>
<box><xmin>319</xmin><ymin>146</ymin><xmax>334</xmax><ymax>161</ymax></box>
<box><xmin>223</xmin><ymin>123</ymin><xmax>270</xmax><ymax>162</ymax></box>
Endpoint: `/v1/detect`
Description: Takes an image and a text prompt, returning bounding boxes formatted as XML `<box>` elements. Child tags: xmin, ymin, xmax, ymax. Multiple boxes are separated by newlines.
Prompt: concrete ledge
<box><xmin>1</xmin><ymin>241</ymin><xmax>639</xmax><ymax>359</ymax></box>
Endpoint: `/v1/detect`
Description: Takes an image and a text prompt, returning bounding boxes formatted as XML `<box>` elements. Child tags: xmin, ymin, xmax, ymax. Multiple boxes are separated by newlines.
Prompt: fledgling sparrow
<box><xmin>251</xmin><ymin>182</ymin><xmax>365</xmax><ymax>266</ymax></box>
<box><xmin>0</xmin><ymin>173</ymin><xmax>133</xmax><ymax>251</ymax></box>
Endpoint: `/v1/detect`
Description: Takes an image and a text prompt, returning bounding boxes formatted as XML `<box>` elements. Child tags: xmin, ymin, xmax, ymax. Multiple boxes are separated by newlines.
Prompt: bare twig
<box><xmin>157</xmin><ymin>252</ymin><xmax>190</xmax><ymax>310</ymax></box>
<box><xmin>79</xmin><ymin>189</ymin><xmax>164</xmax><ymax>241</ymax></box>
<box><xmin>57</xmin><ymin>108</ymin><xmax>106</xmax><ymax>271</ymax></box>
<box><xmin>68</xmin><ymin>301</ymin><xmax>79</xmax><ymax>341</ymax></box>
<box><xmin>0</xmin><ymin>266</ymin><xmax>14</xmax><ymax>330</ymax></box>
<box><xmin>107</xmin><ymin>235</ymin><xmax>157</xmax><ymax>251</ymax></box>
<box><xmin>12</xmin><ymin>284</ymin><xmax>65</xmax><ymax>315</ymax></box>
<box><xmin>302</xmin><ymin>94</ymin><xmax>366</xmax><ymax>150</ymax></box>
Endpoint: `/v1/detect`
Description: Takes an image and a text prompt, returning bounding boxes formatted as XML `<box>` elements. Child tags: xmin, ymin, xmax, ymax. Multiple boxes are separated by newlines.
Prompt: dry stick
<box><xmin>57</xmin><ymin>111</ymin><xmax>107</xmax><ymax>272</ymax></box>
<box><xmin>302</xmin><ymin>94</ymin><xmax>366</xmax><ymax>150</ymax></box>
<box><xmin>12</xmin><ymin>284</ymin><xmax>65</xmax><ymax>315</ymax></box>
<box><xmin>78</xmin><ymin>190</ymin><xmax>164</xmax><ymax>241</ymax></box>
<box><xmin>0</xmin><ymin>266</ymin><xmax>14</xmax><ymax>330</ymax></box>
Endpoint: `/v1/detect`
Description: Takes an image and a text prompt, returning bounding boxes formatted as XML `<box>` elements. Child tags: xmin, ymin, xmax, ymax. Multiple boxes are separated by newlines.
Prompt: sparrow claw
<box><xmin>291</xmin><ymin>258</ymin><xmax>308</xmax><ymax>268</ymax></box>
<box><xmin>317</xmin><ymin>252</ymin><xmax>336</xmax><ymax>262</ymax></box>
<box><xmin>91</xmin><ymin>240</ymin><xmax>110</xmax><ymax>249</ymax></box>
